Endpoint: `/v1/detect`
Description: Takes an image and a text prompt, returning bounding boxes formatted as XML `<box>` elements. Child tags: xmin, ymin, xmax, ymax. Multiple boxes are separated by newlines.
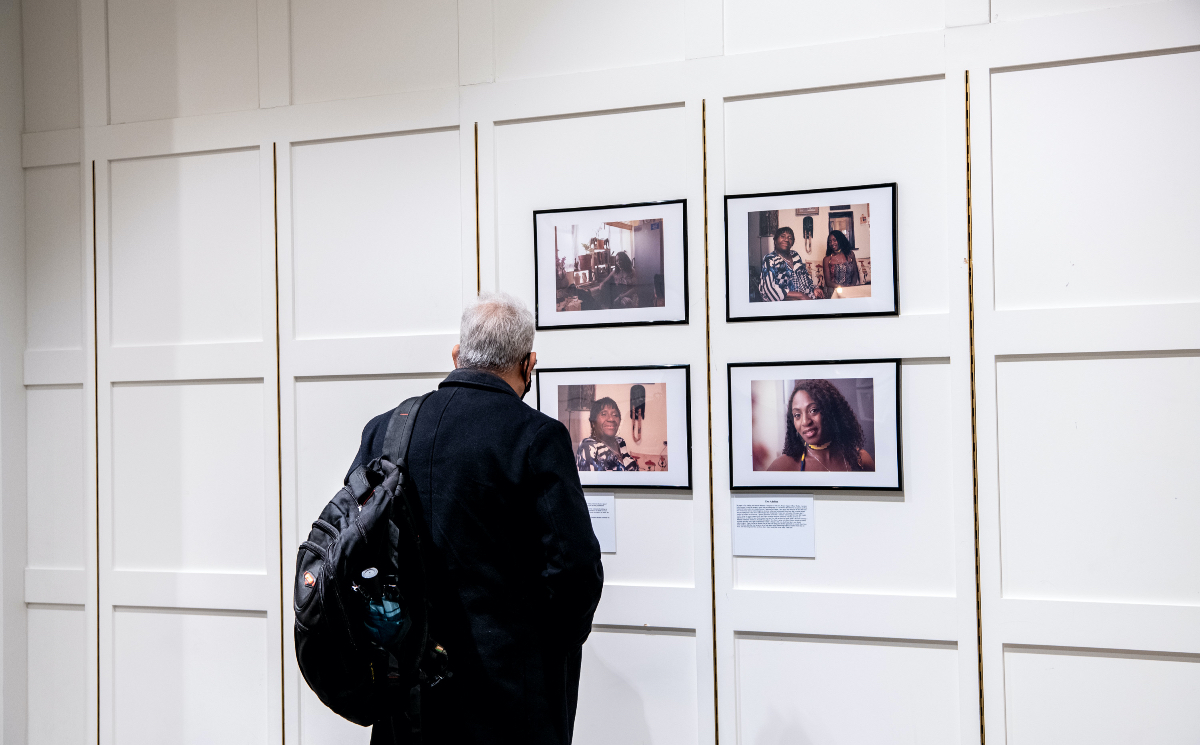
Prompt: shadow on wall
<box><xmin>573</xmin><ymin>643</ymin><xmax>653</xmax><ymax>745</ymax></box>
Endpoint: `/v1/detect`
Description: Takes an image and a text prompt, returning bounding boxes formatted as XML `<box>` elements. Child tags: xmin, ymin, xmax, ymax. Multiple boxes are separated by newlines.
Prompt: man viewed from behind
<box><xmin>347</xmin><ymin>293</ymin><xmax>604</xmax><ymax>745</ymax></box>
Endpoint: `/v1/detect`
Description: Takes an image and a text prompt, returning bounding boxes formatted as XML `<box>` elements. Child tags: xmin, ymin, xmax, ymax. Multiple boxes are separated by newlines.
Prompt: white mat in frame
<box><xmin>534</xmin><ymin>200</ymin><xmax>689</xmax><ymax>330</ymax></box>
<box><xmin>728</xmin><ymin>359</ymin><xmax>901</xmax><ymax>490</ymax></box>
<box><xmin>725</xmin><ymin>183</ymin><xmax>897</xmax><ymax>321</ymax></box>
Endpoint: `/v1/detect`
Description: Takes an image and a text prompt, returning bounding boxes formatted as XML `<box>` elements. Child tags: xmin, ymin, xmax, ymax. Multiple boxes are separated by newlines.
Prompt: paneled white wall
<box><xmin>962</xmin><ymin>4</ymin><xmax>1200</xmax><ymax>742</ymax></box>
<box><xmin>10</xmin><ymin>0</ymin><xmax>1199</xmax><ymax>743</ymax></box>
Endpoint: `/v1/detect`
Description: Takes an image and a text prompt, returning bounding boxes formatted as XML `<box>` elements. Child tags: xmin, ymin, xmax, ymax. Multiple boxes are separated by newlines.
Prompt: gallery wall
<box><xmin>6</xmin><ymin>0</ymin><xmax>1200</xmax><ymax>744</ymax></box>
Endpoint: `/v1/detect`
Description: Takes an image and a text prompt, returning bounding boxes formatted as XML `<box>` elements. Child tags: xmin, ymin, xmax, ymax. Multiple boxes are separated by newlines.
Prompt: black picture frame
<box><xmin>535</xmin><ymin>364</ymin><xmax>693</xmax><ymax>490</ymax></box>
<box><xmin>532</xmin><ymin>199</ymin><xmax>690</xmax><ymax>331</ymax></box>
<box><xmin>726</xmin><ymin>358</ymin><xmax>903</xmax><ymax>492</ymax></box>
<box><xmin>724</xmin><ymin>183</ymin><xmax>899</xmax><ymax>323</ymax></box>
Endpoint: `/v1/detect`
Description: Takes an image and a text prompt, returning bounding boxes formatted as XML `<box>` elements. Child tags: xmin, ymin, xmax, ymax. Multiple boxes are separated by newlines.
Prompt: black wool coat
<box><xmin>347</xmin><ymin>368</ymin><xmax>604</xmax><ymax>745</ymax></box>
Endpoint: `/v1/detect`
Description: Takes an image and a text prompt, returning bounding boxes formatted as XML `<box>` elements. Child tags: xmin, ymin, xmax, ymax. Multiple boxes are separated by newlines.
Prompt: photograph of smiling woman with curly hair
<box><xmin>759</xmin><ymin>378</ymin><xmax>876</xmax><ymax>472</ymax></box>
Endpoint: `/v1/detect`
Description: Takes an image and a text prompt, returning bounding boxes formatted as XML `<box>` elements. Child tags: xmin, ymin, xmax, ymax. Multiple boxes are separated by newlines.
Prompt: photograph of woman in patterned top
<box><xmin>558</xmin><ymin>383</ymin><xmax>670</xmax><ymax>472</ymax></box>
<box><xmin>751</xmin><ymin>205</ymin><xmax>870</xmax><ymax>303</ymax></box>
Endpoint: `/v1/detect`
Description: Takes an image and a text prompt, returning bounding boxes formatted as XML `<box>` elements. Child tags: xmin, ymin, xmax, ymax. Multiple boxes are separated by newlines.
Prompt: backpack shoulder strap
<box><xmin>381</xmin><ymin>392</ymin><xmax>432</xmax><ymax>467</ymax></box>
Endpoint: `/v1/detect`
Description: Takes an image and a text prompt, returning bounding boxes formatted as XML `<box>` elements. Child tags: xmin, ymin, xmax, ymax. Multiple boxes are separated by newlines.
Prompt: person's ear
<box><xmin>451</xmin><ymin>344</ymin><xmax>460</xmax><ymax>369</ymax></box>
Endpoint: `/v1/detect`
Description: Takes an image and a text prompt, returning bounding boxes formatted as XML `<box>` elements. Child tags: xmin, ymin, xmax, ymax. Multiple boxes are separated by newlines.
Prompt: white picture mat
<box><xmin>536</xmin><ymin>366</ymin><xmax>691</xmax><ymax>487</ymax></box>
<box><xmin>535</xmin><ymin>201</ymin><xmax>687</xmax><ymax>327</ymax></box>
<box><xmin>731</xmin><ymin>495</ymin><xmax>815</xmax><ymax>557</ymax></box>
<box><xmin>726</xmin><ymin>185</ymin><xmax>895</xmax><ymax>318</ymax></box>
<box><xmin>729</xmin><ymin>361</ymin><xmax>900</xmax><ymax>489</ymax></box>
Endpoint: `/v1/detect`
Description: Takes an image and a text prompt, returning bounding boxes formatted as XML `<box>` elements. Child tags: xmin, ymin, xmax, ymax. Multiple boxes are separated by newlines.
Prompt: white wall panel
<box><xmin>493</xmin><ymin>0</ymin><xmax>685</xmax><ymax>81</ymax></box>
<box><xmin>290</xmin><ymin>0</ymin><xmax>458</xmax><ymax>104</ymax></box>
<box><xmin>494</xmin><ymin>105</ymin><xmax>689</xmax><ymax>307</ymax></box>
<box><xmin>293</xmin><ymin>375</ymin><xmax>444</xmax><ymax>542</ymax></box>
<box><xmin>112</xmin><ymin>381</ymin><xmax>267</xmax><ymax>573</ymax></box>
<box><xmin>991</xmin><ymin>52</ymin><xmax>1200</xmax><ymax>311</ymax></box>
<box><xmin>21</xmin><ymin>0</ymin><xmax>80</xmax><ymax>131</ymax></box>
<box><xmin>291</xmin><ymin>131</ymin><xmax>462</xmax><ymax>340</ymax></box>
<box><xmin>107</xmin><ymin>0</ymin><xmax>259</xmax><ymax>123</ymax></box>
<box><xmin>991</xmin><ymin>0</ymin><xmax>1164</xmax><ymax>23</ymax></box>
<box><xmin>25</xmin><ymin>163</ymin><xmax>82</xmax><ymax>351</ymax></box>
<box><xmin>724</xmin><ymin>0</ymin><xmax>944</xmax><ymax>56</ymax></box>
<box><xmin>734</xmin><ymin>362</ymin><xmax>954</xmax><ymax>595</ymax></box>
<box><xmin>27</xmin><ymin>605</ymin><xmax>88</xmax><ymax>745</ymax></box>
<box><xmin>299</xmin><ymin>686</ymin><xmax>370</xmax><ymax>745</ymax></box>
<box><xmin>113</xmin><ymin>609</ymin><xmax>269</xmax><ymax>745</ymax></box>
<box><xmin>575</xmin><ymin>629</ymin><xmax>699</xmax><ymax>745</ymax></box>
<box><xmin>997</xmin><ymin>354</ymin><xmax>1200</xmax><ymax>605</ymax></box>
<box><xmin>724</xmin><ymin>78</ymin><xmax>948</xmax><ymax>315</ymax></box>
<box><xmin>735</xmin><ymin>634</ymin><xmax>959</xmax><ymax>744</ymax></box>
<box><xmin>110</xmin><ymin>149</ymin><xmax>263</xmax><ymax>346</ymax></box>
<box><xmin>26</xmin><ymin>385</ymin><xmax>86</xmax><ymax>568</ymax></box>
<box><xmin>1003</xmin><ymin>646</ymin><xmax>1200</xmax><ymax>743</ymax></box>
<box><xmin>598</xmin><ymin>495</ymin><xmax>695</xmax><ymax>588</ymax></box>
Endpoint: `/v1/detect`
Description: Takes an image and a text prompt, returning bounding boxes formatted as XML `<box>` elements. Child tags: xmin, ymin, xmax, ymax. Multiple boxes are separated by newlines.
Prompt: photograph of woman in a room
<box><xmin>540</xmin><ymin>367</ymin><xmax>690</xmax><ymax>487</ymax></box>
<box><xmin>758</xmin><ymin>226</ymin><xmax>825</xmax><ymax>302</ymax></box>
<box><xmin>576</xmin><ymin>397</ymin><xmax>640</xmax><ymax>471</ymax></box>
<box><xmin>554</xmin><ymin>220</ymin><xmax>662</xmax><ymax>312</ymax></box>
<box><xmin>762</xmin><ymin>379</ymin><xmax>876</xmax><ymax>472</ymax></box>
<box><xmin>822</xmin><ymin>230</ymin><xmax>863</xmax><ymax>296</ymax></box>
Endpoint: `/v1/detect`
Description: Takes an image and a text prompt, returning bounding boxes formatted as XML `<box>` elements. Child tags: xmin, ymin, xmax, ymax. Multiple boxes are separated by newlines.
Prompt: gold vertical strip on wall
<box><xmin>91</xmin><ymin>159</ymin><xmax>101</xmax><ymax>745</ymax></box>
<box><xmin>701</xmin><ymin>99</ymin><xmax>720</xmax><ymax>745</ymax></box>
<box><xmin>964</xmin><ymin>70</ymin><xmax>986</xmax><ymax>745</ymax></box>
<box><xmin>474</xmin><ymin>122</ymin><xmax>482</xmax><ymax>295</ymax></box>
<box><xmin>272</xmin><ymin>143</ymin><xmax>287</xmax><ymax>743</ymax></box>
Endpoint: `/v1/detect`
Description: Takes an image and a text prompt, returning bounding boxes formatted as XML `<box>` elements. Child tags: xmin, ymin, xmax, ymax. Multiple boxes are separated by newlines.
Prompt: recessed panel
<box><xmin>291</xmin><ymin>132</ymin><xmax>461</xmax><ymax>339</ymax></box>
<box><xmin>294</xmin><ymin>376</ymin><xmax>444</xmax><ymax>543</ymax></box>
<box><xmin>113</xmin><ymin>381</ymin><xmax>267</xmax><ymax>572</ymax></box>
<box><xmin>725</xmin><ymin>79</ymin><xmax>947</xmax><ymax>315</ymax></box>
<box><xmin>27</xmin><ymin>386</ymin><xmax>86</xmax><ymax>569</ymax></box>
<box><xmin>575</xmin><ymin>628</ymin><xmax>698</xmax><ymax>745</ymax></box>
<box><xmin>494</xmin><ymin>106</ymin><xmax>689</xmax><ymax>308</ymax></box>
<box><xmin>595</xmin><ymin>495</ymin><xmax>695</xmax><ymax>588</ymax></box>
<box><xmin>107</xmin><ymin>0</ymin><xmax>259</xmax><ymax>123</ymax></box>
<box><xmin>26</xmin><ymin>164</ymin><xmax>83</xmax><ymax>351</ymax></box>
<box><xmin>736</xmin><ymin>634</ymin><xmax>959</xmax><ymax>744</ymax></box>
<box><xmin>734</xmin><ymin>362</ymin><xmax>954</xmax><ymax>595</ymax></box>
<box><xmin>494</xmin><ymin>0</ymin><xmax>684</xmax><ymax>81</ymax></box>
<box><xmin>113</xmin><ymin>609</ymin><xmax>269</xmax><ymax>745</ymax></box>
<box><xmin>998</xmin><ymin>355</ymin><xmax>1200</xmax><ymax>605</ymax></box>
<box><xmin>290</xmin><ymin>0</ymin><xmax>458</xmax><ymax>103</ymax></box>
<box><xmin>1004</xmin><ymin>647</ymin><xmax>1200</xmax><ymax>743</ymax></box>
<box><xmin>992</xmin><ymin>0</ymin><xmax>1160</xmax><ymax>22</ymax></box>
<box><xmin>110</xmin><ymin>149</ymin><xmax>263</xmax><ymax>346</ymax></box>
<box><xmin>21</xmin><ymin>0</ymin><xmax>80</xmax><ymax>131</ymax></box>
<box><xmin>992</xmin><ymin>52</ymin><xmax>1200</xmax><ymax>310</ymax></box>
<box><xmin>725</xmin><ymin>0</ymin><xmax>943</xmax><ymax>55</ymax></box>
<box><xmin>28</xmin><ymin>605</ymin><xmax>87</xmax><ymax>745</ymax></box>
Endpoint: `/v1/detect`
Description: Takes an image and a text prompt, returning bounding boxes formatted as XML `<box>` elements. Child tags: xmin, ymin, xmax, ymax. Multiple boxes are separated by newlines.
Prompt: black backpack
<box><xmin>293</xmin><ymin>393</ymin><xmax>449</xmax><ymax>742</ymax></box>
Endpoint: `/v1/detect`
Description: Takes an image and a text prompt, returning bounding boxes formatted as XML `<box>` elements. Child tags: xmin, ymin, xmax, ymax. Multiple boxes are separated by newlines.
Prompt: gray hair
<box><xmin>457</xmin><ymin>292</ymin><xmax>536</xmax><ymax>372</ymax></box>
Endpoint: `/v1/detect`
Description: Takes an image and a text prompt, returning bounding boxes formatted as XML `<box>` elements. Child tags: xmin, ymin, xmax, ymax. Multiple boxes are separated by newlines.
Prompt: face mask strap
<box><xmin>520</xmin><ymin>352</ymin><xmax>533</xmax><ymax>398</ymax></box>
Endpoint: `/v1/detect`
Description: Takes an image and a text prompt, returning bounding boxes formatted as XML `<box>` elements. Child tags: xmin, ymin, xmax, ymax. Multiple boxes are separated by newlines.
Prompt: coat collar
<box><xmin>439</xmin><ymin>367</ymin><xmax>519</xmax><ymax>398</ymax></box>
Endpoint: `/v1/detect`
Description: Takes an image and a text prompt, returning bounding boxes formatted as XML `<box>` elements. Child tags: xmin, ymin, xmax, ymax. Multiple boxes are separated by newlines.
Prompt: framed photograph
<box><xmin>725</xmin><ymin>183</ymin><xmax>897</xmax><ymax>321</ymax></box>
<box><xmin>728</xmin><ymin>359</ymin><xmax>902</xmax><ymax>491</ymax></box>
<box><xmin>535</xmin><ymin>365</ymin><xmax>692</xmax><ymax>489</ymax></box>
<box><xmin>534</xmin><ymin>200</ymin><xmax>688</xmax><ymax>330</ymax></box>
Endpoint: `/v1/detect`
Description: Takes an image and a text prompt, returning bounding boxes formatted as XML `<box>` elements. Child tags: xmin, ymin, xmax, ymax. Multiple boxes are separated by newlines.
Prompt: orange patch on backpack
<box><xmin>303</xmin><ymin>571</ymin><xmax>316</xmax><ymax>587</ymax></box>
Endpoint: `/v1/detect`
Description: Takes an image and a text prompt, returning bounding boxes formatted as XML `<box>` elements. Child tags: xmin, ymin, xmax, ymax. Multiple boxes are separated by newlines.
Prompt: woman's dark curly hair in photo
<box><xmin>781</xmin><ymin>379</ymin><xmax>867</xmax><ymax>470</ymax></box>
